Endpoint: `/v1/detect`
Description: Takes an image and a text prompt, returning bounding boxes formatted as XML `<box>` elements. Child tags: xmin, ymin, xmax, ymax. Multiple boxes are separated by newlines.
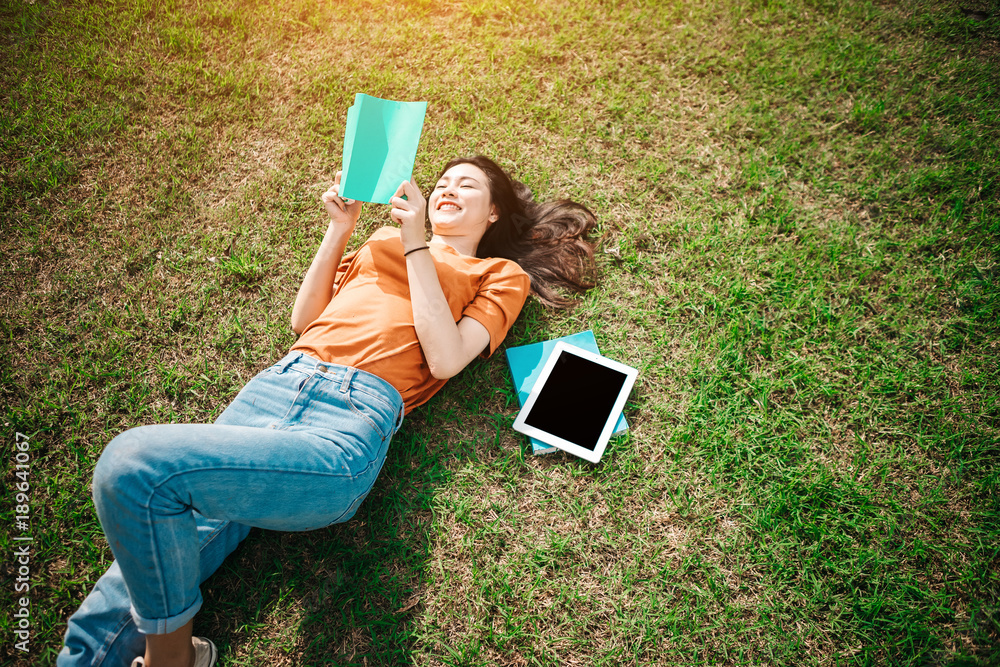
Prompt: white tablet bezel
<box><xmin>512</xmin><ymin>341</ymin><xmax>638</xmax><ymax>463</ymax></box>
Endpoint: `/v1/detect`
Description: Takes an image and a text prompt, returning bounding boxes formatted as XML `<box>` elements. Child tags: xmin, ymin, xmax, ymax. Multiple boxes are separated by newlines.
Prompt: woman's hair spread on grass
<box><xmin>439</xmin><ymin>155</ymin><xmax>598</xmax><ymax>309</ymax></box>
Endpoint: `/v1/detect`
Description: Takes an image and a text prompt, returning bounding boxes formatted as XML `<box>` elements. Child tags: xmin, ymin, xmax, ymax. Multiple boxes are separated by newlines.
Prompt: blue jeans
<box><xmin>58</xmin><ymin>352</ymin><xmax>405</xmax><ymax>666</ymax></box>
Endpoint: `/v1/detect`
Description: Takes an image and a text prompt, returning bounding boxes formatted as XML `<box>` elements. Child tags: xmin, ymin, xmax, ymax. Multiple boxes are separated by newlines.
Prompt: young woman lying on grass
<box><xmin>58</xmin><ymin>155</ymin><xmax>597</xmax><ymax>667</ymax></box>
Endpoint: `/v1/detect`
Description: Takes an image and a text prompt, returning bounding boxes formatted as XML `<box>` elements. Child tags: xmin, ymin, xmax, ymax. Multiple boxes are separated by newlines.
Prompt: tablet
<box><xmin>512</xmin><ymin>341</ymin><xmax>638</xmax><ymax>463</ymax></box>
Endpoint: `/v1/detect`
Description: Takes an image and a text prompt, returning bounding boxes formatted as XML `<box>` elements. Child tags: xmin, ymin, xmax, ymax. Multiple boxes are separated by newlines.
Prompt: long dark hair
<box><xmin>438</xmin><ymin>156</ymin><xmax>597</xmax><ymax>309</ymax></box>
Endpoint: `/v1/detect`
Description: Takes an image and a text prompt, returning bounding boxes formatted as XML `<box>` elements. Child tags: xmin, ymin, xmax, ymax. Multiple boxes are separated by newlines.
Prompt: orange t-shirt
<box><xmin>291</xmin><ymin>227</ymin><xmax>531</xmax><ymax>413</ymax></box>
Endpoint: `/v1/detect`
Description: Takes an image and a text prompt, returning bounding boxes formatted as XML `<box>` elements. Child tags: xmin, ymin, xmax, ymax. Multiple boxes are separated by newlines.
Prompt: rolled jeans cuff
<box><xmin>130</xmin><ymin>593</ymin><xmax>201</xmax><ymax>635</ymax></box>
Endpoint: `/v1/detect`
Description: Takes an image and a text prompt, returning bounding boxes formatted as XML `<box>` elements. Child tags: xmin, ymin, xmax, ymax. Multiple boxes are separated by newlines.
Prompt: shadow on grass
<box><xmin>193</xmin><ymin>422</ymin><xmax>450</xmax><ymax>666</ymax></box>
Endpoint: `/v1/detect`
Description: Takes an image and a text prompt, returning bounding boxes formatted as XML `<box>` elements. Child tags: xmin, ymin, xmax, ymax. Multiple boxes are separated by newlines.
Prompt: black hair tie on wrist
<box><xmin>404</xmin><ymin>246</ymin><xmax>430</xmax><ymax>257</ymax></box>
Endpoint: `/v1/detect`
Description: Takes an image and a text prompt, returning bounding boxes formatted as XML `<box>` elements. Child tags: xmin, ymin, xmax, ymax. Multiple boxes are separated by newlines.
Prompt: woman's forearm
<box><xmin>291</xmin><ymin>223</ymin><xmax>353</xmax><ymax>334</ymax></box>
<box><xmin>293</xmin><ymin>177</ymin><xmax>362</xmax><ymax>334</ymax></box>
<box><xmin>405</xmin><ymin>249</ymin><xmax>465</xmax><ymax>378</ymax></box>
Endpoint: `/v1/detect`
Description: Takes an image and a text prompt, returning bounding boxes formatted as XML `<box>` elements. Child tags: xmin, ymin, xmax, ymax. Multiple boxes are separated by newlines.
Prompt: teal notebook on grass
<box><xmin>505</xmin><ymin>331</ymin><xmax>629</xmax><ymax>455</ymax></box>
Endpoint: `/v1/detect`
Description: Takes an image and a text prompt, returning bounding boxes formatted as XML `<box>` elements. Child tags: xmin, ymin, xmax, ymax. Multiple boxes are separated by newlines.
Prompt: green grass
<box><xmin>2</xmin><ymin>0</ymin><xmax>998</xmax><ymax>664</ymax></box>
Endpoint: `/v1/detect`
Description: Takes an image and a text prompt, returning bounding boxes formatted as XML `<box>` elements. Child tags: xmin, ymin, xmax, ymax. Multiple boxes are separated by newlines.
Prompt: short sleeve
<box><xmin>461</xmin><ymin>262</ymin><xmax>531</xmax><ymax>357</ymax></box>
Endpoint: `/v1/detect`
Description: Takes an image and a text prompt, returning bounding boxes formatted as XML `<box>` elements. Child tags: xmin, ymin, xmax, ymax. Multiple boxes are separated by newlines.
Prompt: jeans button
<box><xmin>317</xmin><ymin>364</ymin><xmax>328</xmax><ymax>373</ymax></box>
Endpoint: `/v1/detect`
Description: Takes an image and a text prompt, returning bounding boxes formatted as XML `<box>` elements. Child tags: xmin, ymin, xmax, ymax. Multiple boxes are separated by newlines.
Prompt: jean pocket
<box><xmin>346</xmin><ymin>387</ymin><xmax>398</xmax><ymax>441</ymax></box>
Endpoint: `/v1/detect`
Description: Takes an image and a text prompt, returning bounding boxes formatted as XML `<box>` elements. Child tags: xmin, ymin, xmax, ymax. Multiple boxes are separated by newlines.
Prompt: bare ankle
<box><xmin>142</xmin><ymin>645</ymin><xmax>194</xmax><ymax>667</ymax></box>
<box><xmin>144</xmin><ymin>619</ymin><xmax>195</xmax><ymax>667</ymax></box>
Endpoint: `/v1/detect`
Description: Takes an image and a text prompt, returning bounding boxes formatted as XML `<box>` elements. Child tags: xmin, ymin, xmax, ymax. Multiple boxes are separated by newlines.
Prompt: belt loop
<box><xmin>275</xmin><ymin>351</ymin><xmax>300</xmax><ymax>373</ymax></box>
<box><xmin>339</xmin><ymin>366</ymin><xmax>355</xmax><ymax>393</ymax></box>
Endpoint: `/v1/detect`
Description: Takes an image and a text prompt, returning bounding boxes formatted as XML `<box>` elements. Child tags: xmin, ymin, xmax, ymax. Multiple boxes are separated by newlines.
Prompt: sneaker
<box><xmin>130</xmin><ymin>636</ymin><xmax>217</xmax><ymax>667</ymax></box>
<box><xmin>192</xmin><ymin>637</ymin><xmax>218</xmax><ymax>667</ymax></box>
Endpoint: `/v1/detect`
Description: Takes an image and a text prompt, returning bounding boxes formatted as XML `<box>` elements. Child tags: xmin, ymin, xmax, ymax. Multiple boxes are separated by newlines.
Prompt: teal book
<box><xmin>340</xmin><ymin>93</ymin><xmax>427</xmax><ymax>205</ymax></box>
<box><xmin>505</xmin><ymin>331</ymin><xmax>629</xmax><ymax>455</ymax></box>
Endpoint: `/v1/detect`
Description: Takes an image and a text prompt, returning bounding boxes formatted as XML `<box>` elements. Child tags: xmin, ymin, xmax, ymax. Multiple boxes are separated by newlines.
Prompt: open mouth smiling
<box><xmin>437</xmin><ymin>201</ymin><xmax>461</xmax><ymax>211</ymax></box>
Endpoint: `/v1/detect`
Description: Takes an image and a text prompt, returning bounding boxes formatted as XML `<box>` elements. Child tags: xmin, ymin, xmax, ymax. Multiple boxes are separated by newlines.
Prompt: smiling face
<box><xmin>427</xmin><ymin>163</ymin><xmax>498</xmax><ymax>244</ymax></box>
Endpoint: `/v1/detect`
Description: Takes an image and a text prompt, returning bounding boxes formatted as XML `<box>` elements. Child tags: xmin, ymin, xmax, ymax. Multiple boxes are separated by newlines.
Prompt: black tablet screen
<box><xmin>523</xmin><ymin>350</ymin><xmax>628</xmax><ymax>451</ymax></box>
